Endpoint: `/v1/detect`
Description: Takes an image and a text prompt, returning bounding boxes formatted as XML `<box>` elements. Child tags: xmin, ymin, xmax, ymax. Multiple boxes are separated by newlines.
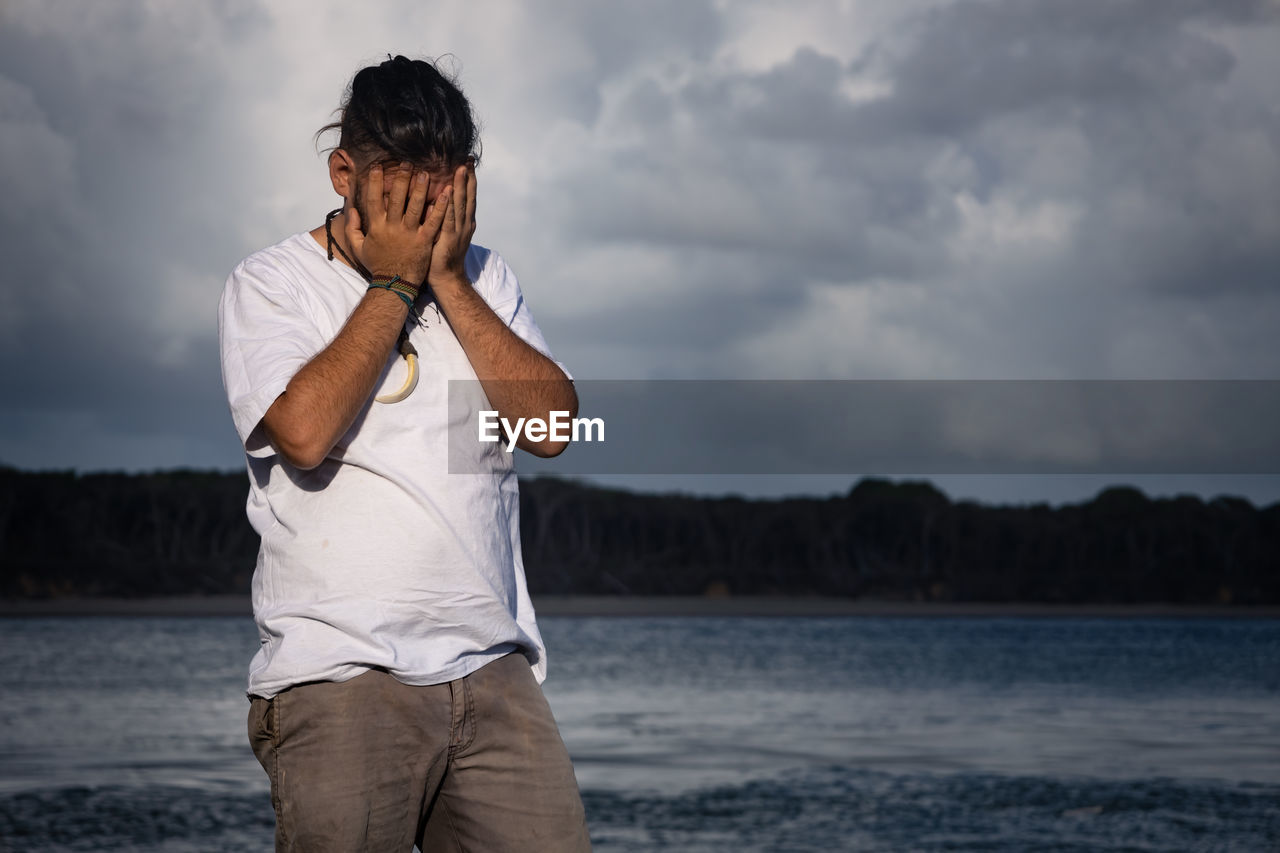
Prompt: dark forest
<box><xmin>1</xmin><ymin>467</ymin><xmax>1276</xmax><ymax>603</ymax></box>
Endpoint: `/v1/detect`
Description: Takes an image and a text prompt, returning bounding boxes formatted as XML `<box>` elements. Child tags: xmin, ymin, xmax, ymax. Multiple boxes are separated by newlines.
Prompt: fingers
<box><xmin>367</xmin><ymin>163</ymin><xmax>386</xmax><ymax>219</ymax></box>
<box><xmin>344</xmin><ymin>204</ymin><xmax>364</xmax><ymax>252</ymax></box>
<box><xmin>450</xmin><ymin>163</ymin><xmax>465</xmax><ymax>233</ymax></box>
<box><xmin>465</xmin><ymin>164</ymin><xmax>477</xmax><ymax>234</ymax></box>
<box><xmin>387</xmin><ymin>162</ymin><xmax>412</xmax><ymax>217</ymax></box>
<box><xmin>441</xmin><ymin>181</ymin><xmax>458</xmax><ymax>235</ymax></box>
<box><xmin>423</xmin><ymin>185</ymin><xmax>451</xmax><ymax>240</ymax></box>
<box><xmin>404</xmin><ymin>171</ymin><xmax>428</xmax><ymax>224</ymax></box>
<box><xmin>452</xmin><ymin>165</ymin><xmax>468</xmax><ymax>234</ymax></box>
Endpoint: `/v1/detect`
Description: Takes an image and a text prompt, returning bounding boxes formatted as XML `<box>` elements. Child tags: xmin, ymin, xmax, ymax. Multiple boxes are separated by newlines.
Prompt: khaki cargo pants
<box><xmin>248</xmin><ymin>652</ymin><xmax>592</xmax><ymax>852</ymax></box>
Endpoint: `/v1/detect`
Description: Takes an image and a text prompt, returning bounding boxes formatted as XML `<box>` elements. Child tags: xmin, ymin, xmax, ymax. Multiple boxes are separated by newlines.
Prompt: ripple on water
<box><xmin>1</xmin><ymin>768</ymin><xmax>1277</xmax><ymax>853</ymax></box>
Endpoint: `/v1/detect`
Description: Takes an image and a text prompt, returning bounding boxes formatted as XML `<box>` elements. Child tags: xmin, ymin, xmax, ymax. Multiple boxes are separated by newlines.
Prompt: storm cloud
<box><xmin>0</xmin><ymin>0</ymin><xmax>1276</xmax><ymax>501</ymax></box>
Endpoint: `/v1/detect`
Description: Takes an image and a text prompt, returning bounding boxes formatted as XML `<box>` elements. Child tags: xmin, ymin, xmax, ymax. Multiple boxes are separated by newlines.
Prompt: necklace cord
<box><xmin>324</xmin><ymin>208</ymin><xmax>373</xmax><ymax>281</ymax></box>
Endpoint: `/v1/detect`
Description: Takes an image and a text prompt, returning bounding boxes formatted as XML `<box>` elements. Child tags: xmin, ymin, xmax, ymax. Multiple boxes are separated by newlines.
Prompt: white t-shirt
<box><xmin>218</xmin><ymin>230</ymin><xmax>566</xmax><ymax>698</ymax></box>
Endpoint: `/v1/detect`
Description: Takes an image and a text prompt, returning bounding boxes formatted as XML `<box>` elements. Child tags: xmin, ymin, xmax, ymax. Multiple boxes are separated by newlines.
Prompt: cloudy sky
<box><xmin>1</xmin><ymin>0</ymin><xmax>1277</xmax><ymax>504</ymax></box>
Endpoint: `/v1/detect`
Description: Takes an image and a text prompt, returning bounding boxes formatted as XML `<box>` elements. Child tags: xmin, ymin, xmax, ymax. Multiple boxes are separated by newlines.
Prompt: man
<box><xmin>218</xmin><ymin>55</ymin><xmax>591</xmax><ymax>851</ymax></box>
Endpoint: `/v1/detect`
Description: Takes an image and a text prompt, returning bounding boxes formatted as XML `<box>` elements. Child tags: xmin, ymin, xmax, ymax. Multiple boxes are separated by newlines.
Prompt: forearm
<box><xmin>262</xmin><ymin>288</ymin><xmax>409</xmax><ymax>468</ymax></box>
<box><xmin>433</xmin><ymin>274</ymin><xmax>577</xmax><ymax>456</ymax></box>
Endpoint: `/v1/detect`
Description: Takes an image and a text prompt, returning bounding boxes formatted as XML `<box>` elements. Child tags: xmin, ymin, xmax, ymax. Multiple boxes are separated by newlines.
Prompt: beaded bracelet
<box><xmin>368</xmin><ymin>274</ymin><xmax>420</xmax><ymax>310</ymax></box>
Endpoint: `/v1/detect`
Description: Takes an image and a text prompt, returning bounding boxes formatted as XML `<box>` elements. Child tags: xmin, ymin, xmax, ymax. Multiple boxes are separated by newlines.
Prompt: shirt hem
<box><xmin>246</xmin><ymin>643</ymin><xmax>527</xmax><ymax>699</ymax></box>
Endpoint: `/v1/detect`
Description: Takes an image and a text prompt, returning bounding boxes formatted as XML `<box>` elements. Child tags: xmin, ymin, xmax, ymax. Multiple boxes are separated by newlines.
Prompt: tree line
<box><xmin>1</xmin><ymin>466</ymin><xmax>1276</xmax><ymax>603</ymax></box>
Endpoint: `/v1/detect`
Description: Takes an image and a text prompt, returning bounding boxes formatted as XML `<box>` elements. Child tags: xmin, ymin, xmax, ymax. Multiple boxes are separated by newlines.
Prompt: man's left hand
<box><xmin>428</xmin><ymin>162</ymin><xmax>478</xmax><ymax>288</ymax></box>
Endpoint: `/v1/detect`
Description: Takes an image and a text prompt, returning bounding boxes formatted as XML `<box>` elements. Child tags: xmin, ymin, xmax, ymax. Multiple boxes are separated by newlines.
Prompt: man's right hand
<box><xmin>262</xmin><ymin>162</ymin><xmax>452</xmax><ymax>470</ymax></box>
<box><xmin>346</xmin><ymin>162</ymin><xmax>448</xmax><ymax>285</ymax></box>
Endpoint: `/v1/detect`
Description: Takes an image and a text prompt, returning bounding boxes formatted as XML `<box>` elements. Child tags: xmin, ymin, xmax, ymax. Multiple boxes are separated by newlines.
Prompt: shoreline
<box><xmin>0</xmin><ymin>595</ymin><xmax>1276</xmax><ymax>619</ymax></box>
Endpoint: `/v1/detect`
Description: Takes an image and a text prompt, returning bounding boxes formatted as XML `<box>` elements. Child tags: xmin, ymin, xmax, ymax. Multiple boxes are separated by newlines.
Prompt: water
<box><xmin>0</xmin><ymin>615</ymin><xmax>1277</xmax><ymax>851</ymax></box>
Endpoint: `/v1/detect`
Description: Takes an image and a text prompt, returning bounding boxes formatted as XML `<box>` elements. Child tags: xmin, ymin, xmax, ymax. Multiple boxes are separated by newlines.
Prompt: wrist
<box><xmin>430</xmin><ymin>271</ymin><xmax>470</xmax><ymax>294</ymax></box>
<box><xmin>370</xmin><ymin>271</ymin><xmax>421</xmax><ymax>287</ymax></box>
<box><xmin>367</xmin><ymin>274</ymin><xmax>419</xmax><ymax>309</ymax></box>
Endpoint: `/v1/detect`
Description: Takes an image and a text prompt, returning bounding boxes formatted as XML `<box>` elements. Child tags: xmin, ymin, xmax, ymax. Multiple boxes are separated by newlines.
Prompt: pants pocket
<box><xmin>248</xmin><ymin>696</ymin><xmax>277</xmax><ymax>761</ymax></box>
<box><xmin>248</xmin><ymin>696</ymin><xmax>287</xmax><ymax>849</ymax></box>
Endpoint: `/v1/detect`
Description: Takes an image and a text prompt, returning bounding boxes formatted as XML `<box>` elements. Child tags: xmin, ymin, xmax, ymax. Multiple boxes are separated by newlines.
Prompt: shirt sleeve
<box><xmin>218</xmin><ymin>257</ymin><xmax>328</xmax><ymax>458</ymax></box>
<box><xmin>474</xmin><ymin>249</ymin><xmax>573</xmax><ymax>382</ymax></box>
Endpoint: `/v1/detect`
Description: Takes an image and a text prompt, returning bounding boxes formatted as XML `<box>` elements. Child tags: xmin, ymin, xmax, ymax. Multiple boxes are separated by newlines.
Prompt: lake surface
<box><xmin>0</xmin><ymin>615</ymin><xmax>1277</xmax><ymax>851</ymax></box>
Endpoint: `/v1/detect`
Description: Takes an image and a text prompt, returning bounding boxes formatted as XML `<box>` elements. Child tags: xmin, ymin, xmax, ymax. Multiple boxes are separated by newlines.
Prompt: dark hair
<box><xmin>318</xmin><ymin>55</ymin><xmax>480</xmax><ymax>169</ymax></box>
